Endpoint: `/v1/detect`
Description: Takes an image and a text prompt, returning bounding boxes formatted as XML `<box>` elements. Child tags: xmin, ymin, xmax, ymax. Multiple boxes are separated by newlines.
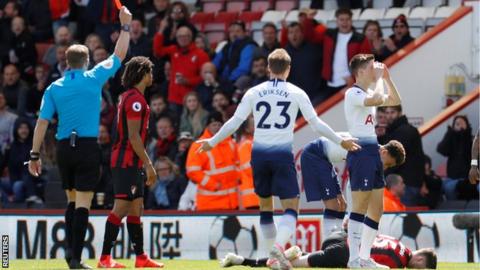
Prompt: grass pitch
<box><xmin>7</xmin><ymin>260</ymin><xmax>480</xmax><ymax>270</ymax></box>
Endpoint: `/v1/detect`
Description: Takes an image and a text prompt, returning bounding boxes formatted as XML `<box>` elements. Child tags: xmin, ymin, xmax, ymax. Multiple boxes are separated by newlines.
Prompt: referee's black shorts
<box><xmin>56</xmin><ymin>138</ymin><xmax>101</xmax><ymax>191</ymax></box>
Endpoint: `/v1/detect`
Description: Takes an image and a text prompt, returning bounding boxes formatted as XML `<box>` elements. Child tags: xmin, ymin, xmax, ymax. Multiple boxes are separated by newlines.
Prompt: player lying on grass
<box><xmin>301</xmin><ymin>136</ymin><xmax>405</xmax><ymax>240</ymax></box>
<box><xmin>221</xmin><ymin>231</ymin><xmax>437</xmax><ymax>269</ymax></box>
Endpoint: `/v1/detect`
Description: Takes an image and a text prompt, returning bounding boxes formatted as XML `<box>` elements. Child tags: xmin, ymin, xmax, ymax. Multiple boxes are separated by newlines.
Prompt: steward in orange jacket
<box><xmin>186</xmin><ymin>112</ymin><xmax>240</xmax><ymax>210</ymax></box>
<box><xmin>237</xmin><ymin>116</ymin><xmax>259</xmax><ymax>209</ymax></box>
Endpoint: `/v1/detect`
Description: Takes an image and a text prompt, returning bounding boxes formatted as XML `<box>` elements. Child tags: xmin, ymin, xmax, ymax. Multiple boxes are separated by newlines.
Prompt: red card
<box><xmin>114</xmin><ymin>0</ymin><xmax>122</xmax><ymax>10</ymax></box>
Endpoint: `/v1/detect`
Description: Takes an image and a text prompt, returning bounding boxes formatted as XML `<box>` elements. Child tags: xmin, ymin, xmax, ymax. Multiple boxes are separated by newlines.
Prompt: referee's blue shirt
<box><xmin>39</xmin><ymin>54</ymin><xmax>121</xmax><ymax>140</ymax></box>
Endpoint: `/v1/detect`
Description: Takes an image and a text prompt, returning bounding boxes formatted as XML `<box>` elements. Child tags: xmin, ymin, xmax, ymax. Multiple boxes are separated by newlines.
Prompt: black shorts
<box><xmin>307</xmin><ymin>231</ymin><xmax>349</xmax><ymax>268</ymax></box>
<box><xmin>112</xmin><ymin>167</ymin><xmax>145</xmax><ymax>201</ymax></box>
<box><xmin>56</xmin><ymin>138</ymin><xmax>101</xmax><ymax>192</ymax></box>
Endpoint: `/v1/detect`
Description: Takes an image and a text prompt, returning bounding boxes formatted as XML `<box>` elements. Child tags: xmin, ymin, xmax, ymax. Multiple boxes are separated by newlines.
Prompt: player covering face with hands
<box><xmin>197</xmin><ymin>48</ymin><xmax>360</xmax><ymax>270</ymax></box>
<box><xmin>97</xmin><ymin>57</ymin><xmax>163</xmax><ymax>269</ymax></box>
<box><xmin>344</xmin><ymin>54</ymin><xmax>401</xmax><ymax>269</ymax></box>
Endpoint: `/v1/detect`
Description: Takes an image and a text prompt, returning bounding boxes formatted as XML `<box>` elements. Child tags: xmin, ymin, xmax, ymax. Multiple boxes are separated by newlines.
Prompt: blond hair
<box><xmin>268</xmin><ymin>49</ymin><xmax>291</xmax><ymax>75</ymax></box>
<box><xmin>66</xmin><ymin>44</ymin><xmax>89</xmax><ymax>69</ymax></box>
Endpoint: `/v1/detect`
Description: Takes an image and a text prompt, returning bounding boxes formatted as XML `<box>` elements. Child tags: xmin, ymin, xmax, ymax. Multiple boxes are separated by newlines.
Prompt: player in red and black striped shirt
<box><xmin>222</xmin><ymin>231</ymin><xmax>437</xmax><ymax>269</ymax></box>
<box><xmin>98</xmin><ymin>56</ymin><xmax>163</xmax><ymax>268</ymax></box>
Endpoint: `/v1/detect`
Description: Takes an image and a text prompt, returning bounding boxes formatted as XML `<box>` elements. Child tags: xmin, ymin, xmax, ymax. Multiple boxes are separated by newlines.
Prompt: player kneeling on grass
<box><xmin>301</xmin><ymin>136</ymin><xmax>405</xmax><ymax>240</ymax></box>
<box><xmin>221</xmin><ymin>231</ymin><xmax>437</xmax><ymax>269</ymax></box>
<box><xmin>97</xmin><ymin>57</ymin><xmax>163</xmax><ymax>268</ymax></box>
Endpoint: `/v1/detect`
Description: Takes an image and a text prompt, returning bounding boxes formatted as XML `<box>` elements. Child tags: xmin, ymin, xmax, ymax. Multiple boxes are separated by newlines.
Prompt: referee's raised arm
<box><xmin>114</xmin><ymin>6</ymin><xmax>132</xmax><ymax>61</ymax></box>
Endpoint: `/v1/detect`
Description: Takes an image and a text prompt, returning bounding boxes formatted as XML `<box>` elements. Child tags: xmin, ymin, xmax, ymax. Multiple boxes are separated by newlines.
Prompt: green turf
<box><xmin>6</xmin><ymin>260</ymin><xmax>480</xmax><ymax>270</ymax></box>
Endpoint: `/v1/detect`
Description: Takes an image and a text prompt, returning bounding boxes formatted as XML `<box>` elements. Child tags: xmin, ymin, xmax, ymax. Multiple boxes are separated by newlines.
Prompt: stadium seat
<box><xmin>422</xmin><ymin>0</ymin><xmax>446</xmax><ymax>7</ymax></box>
<box><xmin>373</xmin><ymin>0</ymin><xmax>393</xmax><ymax>9</ymax></box>
<box><xmin>323</xmin><ymin>0</ymin><xmax>337</xmax><ymax>10</ymax></box>
<box><xmin>250</xmin><ymin>0</ymin><xmax>273</xmax><ymax>12</ymax></box>
<box><xmin>285</xmin><ymin>10</ymin><xmax>299</xmax><ymax>22</ymax></box>
<box><xmin>402</xmin><ymin>0</ymin><xmax>421</xmax><ymax>7</ymax></box>
<box><xmin>261</xmin><ymin>10</ymin><xmax>288</xmax><ymax>23</ymax></box>
<box><xmin>226</xmin><ymin>0</ymin><xmax>249</xmax><ymax>12</ymax></box>
<box><xmin>205</xmin><ymin>31</ymin><xmax>227</xmax><ymax>45</ymax></box>
<box><xmin>354</xmin><ymin>8</ymin><xmax>385</xmax><ymax>29</ymax></box>
<box><xmin>313</xmin><ymin>9</ymin><xmax>335</xmax><ymax>24</ymax></box>
<box><xmin>204</xmin><ymin>11</ymin><xmax>238</xmax><ymax>32</ymax></box>
<box><xmin>426</xmin><ymin>6</ymin><xmax>457</xmax><ymax>29</ymax></box>
<box><xmin>275</xmin><ymin>0</ymin><xmax>298</xmax><ymax>11</ymax></box>
<box><xmin>409</xmin><ymin>6</ymin><xmax>437</xmax><ymax>19</ymax></box>
<box><xmin>379</xmin><ymin>7</ymin><xmax>411</xmax><ymax>27</ymax></box>
<box><xmin>190</xmin><ymin>12</ymin><xmax>215</xmax><ymax>31</ymax></box>
<box><xmin>35</xmin><ymin>42</ymin><xmax>54</xmax><ymax>63</ymax></box>
<box><xmin>299</xmin><ymin>0</ymin><xmax>311</xmax><ymax>9</ymax></box>
<box><xmin>202</xmin><ymin>0</ymin><xmax>225</xmax><ymax>12</ymax></box>
<box><xmin>448</xmin><ymin>0</ymin><xmax>462</xmax><ymax>7</ymax></box>
<box><xmin>239</xmin><ymin>11</ymin><xmax>263</xmax><ymax>23</ymax></box>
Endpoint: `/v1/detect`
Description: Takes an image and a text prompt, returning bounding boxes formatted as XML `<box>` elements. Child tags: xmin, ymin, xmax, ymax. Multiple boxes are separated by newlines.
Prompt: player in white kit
<box><xmin>344</xmin><ymin>54</ymin><xmax>401</xmax><ymax>268</ymax></box>
<box><xmin>197</xmin><ymin>49</ymin><xmax>360</xmax><ymax>270</ymax></box>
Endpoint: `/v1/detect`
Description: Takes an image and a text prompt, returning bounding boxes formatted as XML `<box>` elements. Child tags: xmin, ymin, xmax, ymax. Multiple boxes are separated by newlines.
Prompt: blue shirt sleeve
<box><xmin>86</xmin><ymin>54</ymin><xmax>121</xmax><ymax>87</ymax></box>
<box><xmin>229</xmin><ymin>44</ymin><xmax>255</xmax><ymax>82</ymax></box>
<box><xmin>212</xmin><ymin>51</ymin><xmax>223</xmax><ymax>70</ymax></box>
<box><xmin>39</xmin><ymin>85</ymin><xmax>56</xmax><ymax>121</ymax></box>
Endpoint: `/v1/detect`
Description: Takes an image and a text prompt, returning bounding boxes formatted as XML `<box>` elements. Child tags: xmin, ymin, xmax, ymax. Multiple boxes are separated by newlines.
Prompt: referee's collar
<box><xmin>65</xmin><ymin>69</ymin><xmax>85</xmax><ymax>79</ymax></box>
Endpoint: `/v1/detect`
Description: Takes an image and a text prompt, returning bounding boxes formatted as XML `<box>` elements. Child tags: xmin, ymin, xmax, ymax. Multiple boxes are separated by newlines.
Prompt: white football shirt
<box><xmin>320</xmin><ymin>132</ymin><xmax>351</xmax><ymax>163</ymax></box>
<box><xmin>344</xmin><ymin>85</ymin><xmax>377</xmax><ymax>138</ymax></box>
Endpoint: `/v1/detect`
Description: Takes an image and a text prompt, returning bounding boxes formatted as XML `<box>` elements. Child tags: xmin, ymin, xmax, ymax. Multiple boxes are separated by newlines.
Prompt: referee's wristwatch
<box><xmin>121</xmin><ymin>24</ymin><xmax>130</xmax><ymax>32</ymax></box>
<box><xmin>30</xmin><ymin>151</ymin><xmax>40</xmax><ymax>161</ymax></box>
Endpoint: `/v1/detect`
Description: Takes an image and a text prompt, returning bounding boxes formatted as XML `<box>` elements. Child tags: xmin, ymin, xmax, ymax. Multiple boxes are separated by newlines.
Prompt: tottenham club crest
<box><xmin>132</xmin><ymin>102</ymin><xmax>142</xmax><ymax>112</ymax></box>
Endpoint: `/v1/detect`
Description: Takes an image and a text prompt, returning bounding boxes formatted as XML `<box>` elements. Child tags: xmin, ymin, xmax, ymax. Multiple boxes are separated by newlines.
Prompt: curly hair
<box><xmin>121</xmin><ymin>56</ymin><xmax>153</xmax><ymax>89</ymax></box>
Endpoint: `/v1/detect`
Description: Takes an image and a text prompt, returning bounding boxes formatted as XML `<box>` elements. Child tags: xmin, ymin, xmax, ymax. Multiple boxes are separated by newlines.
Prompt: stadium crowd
<box><xmin>0</xmin><ymin>0</ymin><xmax>476</xmax><ymax>210</ymax></box>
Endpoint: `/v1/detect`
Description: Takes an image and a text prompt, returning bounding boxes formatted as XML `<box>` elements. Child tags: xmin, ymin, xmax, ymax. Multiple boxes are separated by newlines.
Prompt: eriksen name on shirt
<box><xmin>258</xmin><ymin>88</ymin><xmax>290</xmax><ymax>98</ymax></box>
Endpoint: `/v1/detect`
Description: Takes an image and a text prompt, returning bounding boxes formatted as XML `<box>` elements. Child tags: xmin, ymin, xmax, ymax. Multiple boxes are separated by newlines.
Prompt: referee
<box><xmin>28</xmin><ymin>7</ymin><xmax>132</xmax><ymax>270</ymax></box>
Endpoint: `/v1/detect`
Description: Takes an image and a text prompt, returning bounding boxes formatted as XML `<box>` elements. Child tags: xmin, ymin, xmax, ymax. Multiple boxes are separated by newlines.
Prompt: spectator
<box><xmin>146</xmin><ymin>156</ymin><xmax>188</xmax><ymax>209</ymax></box>
<box><xmin>93</xmin><ymin>47</ymin><xmax>109</xmax><ymax>65</ymax></box>
<box><xmin>186</xmin><ymin>111</ymin><xmax>240</xmax><ymax>210</ymax></box>
<box><xmin>26</xmin><ymin>64</ymin><xmax>49</xmax><ymax>117</ymax></box>
<box><xmin>6</xmin><ymin>16</ymin><xmax>37</xmax><ymax>78</ymax></box>
<box><xmin>362</xmin><ymin>20</ymin><xmax>385</xmax><ymax>61</ymax></box>
<box><xmin>322</xmin><ymin>8</ymin><xmax>371</xmax><ymax>101</ymax></box>
<box><xmin>375</xmin><ymin>106</ymin><xmax>387</xmax><ymax>140</ymax></box>
<box><xmin>213</xmin><ymin>21</ymin><xmax>257</xmax><ymax>84</ymax></box>
<box><xmin>47</xmin><ymin>0</ymin><xmax>70</xmax><ymax>31</ymax></box>
<box><xmin>0</xmin><ymin>92</ymin><xmax>17</xmax><ymax>151</ymax></box>
<box><xmin>0</xmin><ymin>1</ymin><xmax>20</xmax><ymax>64</ymax></box>
<box><xmin>383</xmin><ymin>174</ymin><xmax>406</xmax><ymax>212</ymax></box>
<box><xmin>147</xmin><ymin>0</ymin><xmax>170</xmax><ymax>38</ymax></box>
<box><xmin>148</xmin><ymin>94</ymin><xmax>177</xmax><ymax>138</ymax></box>
<box><xmin>129</xmin><ymin>17</ymin><xmax>152</xmax><ymax>58</ymax></box>
<box><xmin>249</xmin><ymin>55</ymin><xmax>269</xmax><ymax>86</ymax></box>
<box><xmin>4</xmin><ymin>118</ymin><xmax>43</xmax><ymax>204</ymax></box>
<box><xmin>153</xmin><ymin>26</ymin><xmax>209</xmax><ymax>114</ymax></box>
<box><xmin>43</xmin><ymin>26</ymin><xmax>72</xmax><ymax>67</ymax></box>
<box><xmin>437</xmin><ymin>115</ymin><xmax>473</xmax><ymax>180</ymax></box>
<box><xmin>380</xmin><ymin>14</ymin><xmax>414</xmax><ymax>60</ymax></box>
<box><xmin>423</xmin><ymin>155</ymin><xmax>443</xmax><ymax>209</ymax></box>
<box><xmin>384</xmin><ymin>105</ymin><xmax>427</xmax><ymax>206</ymax></box>
<box><xmin>46</xmin><ymin>45</ymin><xmax>68</xmax><ymax>85</ymax></box>
<box><xmin>212</xmin><ymin>91</ymin><xmax>236</xmax><ymax>121</ymax></box>
<box><xmin>95</xmin><ymin>124</ymin><xmax>113</xmax><ymax>209</ymax></box>
<box><xmin>179</xmin><ymin>92</ymin><xmax>209</xmax><ymax>139</ymax></box>
<box><xmin>148</xmin><ymin>116</ymin><xmax>178</xmax><ymax>161</ymax></box>
<box><xmin>85</xmin><ymin>33</ymin><xmax>104</xmax><ymax>55</ymax></box>
<box><xmin>195</xmin><ymin>33</ymin><xmax>215</xmax><ymax>58</ymax></box>
<box><xmin>195</xmin><ymin>62</ymin><xmax>234</xmax><ymax>111</ymax></box>
<box><xmin>24</xmin><ymin>0</ymin><xmax>53</xmax><ymax>42</ymax></box>
<box><xmin>159</xmin><ymin>1</ymin><xmax>197</xmax><ymax>46</ymax></box>
<box><xmin>254</xmin><ymin>22</ymin><xmax>281</xmax><ymax>58</ymax></box>
<box><xmin>1</xmin><ymin>64</ymin><xmax>28</xmax><ymax>116</ymax></box>
<box><xmin>146</xmin><ymin>61</ymin><xmax>171</xmax><ymax>100</ymax></box>
<box><xmin>174</xmin><ymin>131</ymin><xmax>193</xmax><ymax>176</ymax></box>
<box><xmin>285</xmin><ymin>22</ymin><xmax>323</xmax><ymax>101</ymax></box>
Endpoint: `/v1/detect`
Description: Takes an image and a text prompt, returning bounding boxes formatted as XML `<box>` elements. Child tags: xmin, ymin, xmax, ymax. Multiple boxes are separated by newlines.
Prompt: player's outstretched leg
<box><xmin>129</xmin><ymin>199</ymin><xmax>164</xmax><ymax>268</ymax></box>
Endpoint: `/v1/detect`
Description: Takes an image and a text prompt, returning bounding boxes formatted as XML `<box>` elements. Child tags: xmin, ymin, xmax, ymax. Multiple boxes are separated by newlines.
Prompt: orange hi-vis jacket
<box><xmin>383</xmin><ymin>188</ymin><xmax>407</xmax><ymax>212</ymax></box>
<box><xmin>237</xmin><ymin>135</ymin><xmax>259</xmax><ymax>209</ymax></box>
<box><xmin>186</xmin><ymin>129</ymin><xmax>240</xmax><ymax>210</ymax></box>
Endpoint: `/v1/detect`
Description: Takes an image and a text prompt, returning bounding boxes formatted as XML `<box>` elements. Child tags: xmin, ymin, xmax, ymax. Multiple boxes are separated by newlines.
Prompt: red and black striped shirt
<box><xmin>371</xmin><ymin>235</ymin><xmax>412</xmax><ymax>268</ymax></box>
<box><xmin>111</xmin><ymin>88</ymin><xmax>150</xmax><ymax>168</ymax></box>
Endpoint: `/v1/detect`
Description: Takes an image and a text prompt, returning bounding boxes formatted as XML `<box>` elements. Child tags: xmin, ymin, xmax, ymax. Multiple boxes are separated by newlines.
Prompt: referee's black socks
<box><xmin>65</xmin><ymin>202</ymin><xmax>75</xmax><ymax>250</ymax></box>
<box><xmin>127</xmin><ymin>216</ymin><xmax>144</xmax><ymax>256</ymax></box>
<box><xmin>72</xmin><ymin>207</ymin><xmax>89</xmax><ymax>260</ymax></box>
<box><xmin>101</xmin><ymin>213</ymin><xmax>122</xmax><ymax>256</ymax></box>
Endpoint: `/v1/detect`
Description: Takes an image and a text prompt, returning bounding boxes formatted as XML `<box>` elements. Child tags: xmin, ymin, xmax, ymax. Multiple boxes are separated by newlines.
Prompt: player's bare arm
<box><xmin>469</xmin><ymin>129</ymin><xmax>479</xmax><ymax>184</ymax></box>
<box><xmin>127</xmin><ymin>119</ymin><xmax>157</xmax><ymax>186</ymax></box>
<box><xmin>114</xmin><ymin>6</ymin><xmax>132</xmax><ymax>61</ymax></box>
<box><xmin>28</xmin><ymin>119</ymin><xmax>49</xmax><ymax>177</ymax></box>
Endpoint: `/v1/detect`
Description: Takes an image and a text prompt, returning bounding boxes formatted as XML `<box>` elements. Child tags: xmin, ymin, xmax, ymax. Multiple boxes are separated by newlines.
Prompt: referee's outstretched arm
<box><xmin>114</xmin><ymin>6</ymin><xmax>132</xmax><ymax>61</ymax></box>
